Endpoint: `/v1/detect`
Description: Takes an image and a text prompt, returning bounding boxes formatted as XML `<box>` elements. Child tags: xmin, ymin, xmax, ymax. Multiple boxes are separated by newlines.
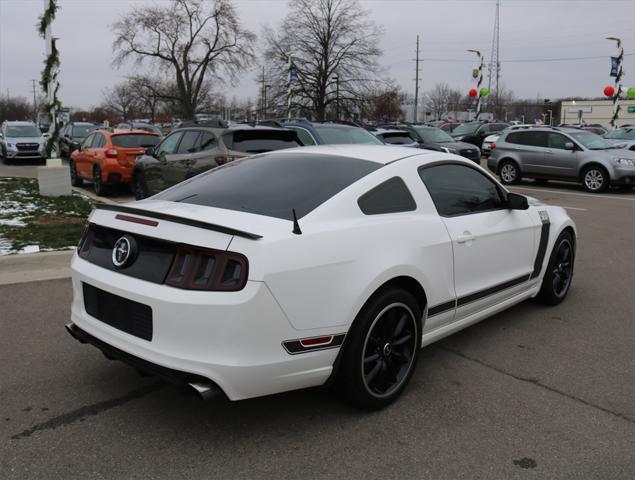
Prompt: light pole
<box><xmin>263</xmin><ymin>84</ymin><xmax>270</xmax><ymax>119</ymax></box>
<box><xmin>333</xmin><ymin>74</ymin><xmax>340</xmax><ymax>120</ymax></box>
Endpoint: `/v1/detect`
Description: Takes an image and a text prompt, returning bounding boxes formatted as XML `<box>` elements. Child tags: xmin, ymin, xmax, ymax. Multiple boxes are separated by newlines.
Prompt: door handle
<box><xmin>456</xmin><ymin>232</ymin><xmax>475</xmax><ymax>244</ymax></box>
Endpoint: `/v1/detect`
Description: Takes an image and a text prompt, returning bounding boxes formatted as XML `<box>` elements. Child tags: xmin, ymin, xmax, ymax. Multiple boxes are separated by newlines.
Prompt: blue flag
<box><xmin>289</xmin><ymin>63</ymin><xmax>298</xmax><ymax>82</ymax></box>
<box><xmin>610</xmin><ymin>57</ymin><xmax>618</xmax><ymax>77</ymax></box>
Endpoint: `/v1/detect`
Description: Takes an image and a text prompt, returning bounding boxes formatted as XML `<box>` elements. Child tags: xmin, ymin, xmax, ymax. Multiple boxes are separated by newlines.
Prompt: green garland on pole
<box><xmin>38</xmin><ymin>0</ymin><xmax>61</xmax><ymax>158</ymax></box>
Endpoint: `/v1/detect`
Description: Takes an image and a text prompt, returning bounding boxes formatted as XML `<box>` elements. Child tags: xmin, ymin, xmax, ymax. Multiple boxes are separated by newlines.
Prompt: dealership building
<box><xmin>560</xmin><ymin>99</ymin><xmax>635</xmax><ymax>127</ymax></box>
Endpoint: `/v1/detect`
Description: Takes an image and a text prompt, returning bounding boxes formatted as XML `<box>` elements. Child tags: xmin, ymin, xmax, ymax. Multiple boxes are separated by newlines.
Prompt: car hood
<box><xmin>605</xmin><ymin>138</ymin><xmax>635</xmax><ymax>147</ymax></box>
<box><xmin>4</xmin><ymin>136</ymin><xmax>43</xmax><ymax>144</ymax></box>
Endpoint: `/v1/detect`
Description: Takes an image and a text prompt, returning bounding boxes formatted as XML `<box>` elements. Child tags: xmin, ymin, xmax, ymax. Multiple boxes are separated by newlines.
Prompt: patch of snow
<box><xmin>20</xmin><ymin>245</ymin><xmax>40</xmax><ymax>254</ymax></box>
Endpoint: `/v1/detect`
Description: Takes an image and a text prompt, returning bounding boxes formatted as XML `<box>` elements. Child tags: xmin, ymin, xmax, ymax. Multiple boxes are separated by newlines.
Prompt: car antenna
<box><xmin>292</xmin><ymin>209</ymin><xmax>302</xmax><ymax>235</ymax></box>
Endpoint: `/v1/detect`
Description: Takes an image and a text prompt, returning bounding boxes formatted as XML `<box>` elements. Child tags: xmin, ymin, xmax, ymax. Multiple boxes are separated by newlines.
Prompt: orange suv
<box><xmin>70</xmin><ymin>129</ymin><xmax>161</xmax><ymax>196</ymax></box>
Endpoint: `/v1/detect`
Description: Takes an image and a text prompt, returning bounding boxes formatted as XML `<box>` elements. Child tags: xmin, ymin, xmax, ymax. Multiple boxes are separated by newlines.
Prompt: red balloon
<box><xmin>469</xmin><ymin>88</ymin><xmax>478</xmax><ymax>98</ymax></box>
<box><xmin>604</xmin><ymin>85</ymin><xmax>615</xmax><ymax>97</ymax></box>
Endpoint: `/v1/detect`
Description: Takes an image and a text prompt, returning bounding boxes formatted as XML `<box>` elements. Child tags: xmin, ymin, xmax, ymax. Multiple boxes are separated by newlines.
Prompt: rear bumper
<box><xmin>102</xmin><ymin>164</ymin><xmax>132</xmax><ymax>184</ymax></box>
<box><xmin>70</xmin><ymin>255</ymin><xmax>340</xmax><ymax>400</ymax></box>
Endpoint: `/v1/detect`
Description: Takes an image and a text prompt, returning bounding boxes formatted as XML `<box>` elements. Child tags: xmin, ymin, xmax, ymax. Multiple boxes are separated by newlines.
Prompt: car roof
<box><xmin>373</xmin><ymin>128</ymin><xmax>411</xmax><ymax>135</ymax></box>
<box><xmin>4</xmin><ymin>121</ymin><xmax>36</xmax><ymax>125</ymax></box>
<box><xmin>272</xmin><ymin>144</ymin><xmax>437</xmax><ymax>165</ymax></box>
<box><xmin>109</xmin><ymin>129</ymin><xmax>160</xmax><ymax>136</ymax></box>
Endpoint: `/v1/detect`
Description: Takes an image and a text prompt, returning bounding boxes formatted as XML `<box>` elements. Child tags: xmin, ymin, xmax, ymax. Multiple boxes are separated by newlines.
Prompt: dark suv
<box><xmin>132</xmin><ymin>121</ymin><xmax>302</xmax><ymax>199</ymax></box>
<box><xmin>451</xmin><ymin>121</ymin><xmax>510</xmax><ymax>149</ymax></box>
<box><xmin>59</xmin><ymin>122</ymin><xmax>98</xmax><ymax>158</ymax></box>
<box><xmin>280</xmin><ymin>119</ymin><xmax>384</xmax><ymax>146</ymax></box>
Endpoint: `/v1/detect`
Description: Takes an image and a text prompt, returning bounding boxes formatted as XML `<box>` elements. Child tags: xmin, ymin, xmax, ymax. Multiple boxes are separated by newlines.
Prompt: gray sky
<box><xmin>1</xmin><ymin>0</ymin><xmax>634</xmax><ymax>110</ymax></box>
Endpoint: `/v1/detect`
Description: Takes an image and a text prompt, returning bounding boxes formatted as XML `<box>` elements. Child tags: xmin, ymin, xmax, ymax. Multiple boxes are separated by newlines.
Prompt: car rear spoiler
<box><xmin>93</xmin><ymin>204</ymin><xmax>263</xmax><ymax>240</ymax></box>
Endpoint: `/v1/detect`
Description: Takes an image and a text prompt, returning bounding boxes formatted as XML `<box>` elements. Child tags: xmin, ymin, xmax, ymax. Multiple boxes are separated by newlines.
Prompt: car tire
<box><xmin>132</xmin><ymin>171</ymin><xmax>147</xmax><ymax>200</ymax></box>
<box><xmin>70</xmin><ymin>160</ymin><xmax>83</xmax><ymax>187</ymax></box>
<box><xmin>499</xmin><ymin>160</ymin><xmax>521</xmax><ymax>185</ymax></box>
<box><xmin>537</xmin><ymin>231</ymin><xmax>575</xmax><ymax>305</ymax></box>
<box><xmin>581</xmin><ymin>165</ymin><xmax>609</xmax><ymax>193</ymax></box>
<box><xmin>337</xmin><ymin>287</ymin><xmax>421</xmax><ymax>410</ymax></box>
<box><xmin>93</xmin><ymin>165</ymin><xmax>109</xmax><ymax>196</ymax></box>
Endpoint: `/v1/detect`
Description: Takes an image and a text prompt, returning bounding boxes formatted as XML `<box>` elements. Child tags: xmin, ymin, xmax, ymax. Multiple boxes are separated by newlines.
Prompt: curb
<box><xmin>72</xmin><ymin>187</ymin><xmax>122</xmax><ymax>205</ymax></box>
<box><xmin>0</xmin><ymin>250</ymin><xmax>74</xmax><ymax>286</ymax></box>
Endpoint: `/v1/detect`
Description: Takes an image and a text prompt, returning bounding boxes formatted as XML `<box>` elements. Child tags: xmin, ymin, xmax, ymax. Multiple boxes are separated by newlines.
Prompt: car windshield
<box><xmin>568</xmin><ymin>131</ymin><xmax>613</xmax><ymax>150</ymax></box>
<box><xmin>6</xmin><ymin>125</ymin><xmax>41</xmax><ymax>137</ymax></box>
<box><xmin>314</xmin><ymin>125</ymin><xmax>383</xmax><ymax>145</ymax></box>
<box><xmin>414</xmin><ymin>127</ymin><xmax>454</xmax><ymax>143</ymax></box>
<box><xmin>379</xmin><ymin>132</ymin><xmax>415</xmax><ymax>144</ymax></box>
<box><xmin>605</xmin><ymin>128</ymin><xmax>635</xmax><ymax>140</ymax></box>
<box><xmin>72</xmin><ymin>125</ymin><xmax>96</xmax><ymax>138</ymax></box>
<box><xmin>111</xmin><ymin>134</ymin><xmax>160</xmax><ymax>148</ymax></box>
<box><xmin>155</xmin><ymin>152</ymin><xmax>382</xmax><ymax>220</ymax></box>
<box><xmin>223</xmin><ymin>129</ymin><xmax>301</xmax><ymax>153</ymax></box>
<box><xmin>451</xmin><ymin>123</ymin><xmax>480</xmax><ymax>135</ymax></box>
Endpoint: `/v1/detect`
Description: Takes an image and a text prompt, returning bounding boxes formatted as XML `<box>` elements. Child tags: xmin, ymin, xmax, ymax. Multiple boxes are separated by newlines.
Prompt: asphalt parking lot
<box><xmin>1</xmin><ymin>170</ymin><xmax>634</xmax><ymax>479</ymax></box>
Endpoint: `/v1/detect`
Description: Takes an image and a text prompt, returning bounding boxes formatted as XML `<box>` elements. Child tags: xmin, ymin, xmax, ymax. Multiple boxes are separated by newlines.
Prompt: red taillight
<box><xmin>490</xmin><ymin>143</ymin><xmax>496</xmax><ymax>150</ymax></box>
<box><xmin>164</xmin><ymin>245</ymin><xmax>248</xmax><ymax>291</ymax></box>
<box><xmin>214</xmin><ymin>155</ymin><xmax>246</xmax><ymax>166</ymax></box>
<box><xmin>105</xmin><ymin>149</ymin><xmax>119</xmax><ymax>159</ymax></box>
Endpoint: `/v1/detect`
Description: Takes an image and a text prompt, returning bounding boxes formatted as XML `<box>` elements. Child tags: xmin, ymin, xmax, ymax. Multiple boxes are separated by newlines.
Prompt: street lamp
<box><xmin>263</xmin><ymin>84</ymin><xmax>271</xmax><ymax>119</ymax></box>
<box><xmin>332</xmin><ymin>74</ymin><xmax>340</xmax><ymax>121</ymax></box>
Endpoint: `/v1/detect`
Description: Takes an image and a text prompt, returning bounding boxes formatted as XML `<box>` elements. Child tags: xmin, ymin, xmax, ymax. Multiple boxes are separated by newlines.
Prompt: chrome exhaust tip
<box><xmin>188</xmin><ymin>382</ymin><xmax>220</xmax><ymax>400</ymax></box>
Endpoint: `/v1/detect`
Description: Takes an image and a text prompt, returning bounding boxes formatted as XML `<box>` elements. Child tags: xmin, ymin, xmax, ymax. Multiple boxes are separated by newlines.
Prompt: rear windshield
<box><xmin>111</xmin><ymin>134</ymin><xmax>160</xmax><ymax>148</ymax></box>
<box><xmin>155</xmin><ymin>152</ymin><xmax>381</xmax><ymax>220</ymax></box>
<box><xmin>380</xmin><ymin>132</ymin><xmax>414</xmax><ymax>144</ymax></box>
<box><xmin>223</xmin><ymin>129</ymin><xmax>300</xmax><ymax>153</ymax></box>
<box><xmin>314</xmin><ymin>125</ymin><xmax>383</xmax><ymax>145</ymax></box>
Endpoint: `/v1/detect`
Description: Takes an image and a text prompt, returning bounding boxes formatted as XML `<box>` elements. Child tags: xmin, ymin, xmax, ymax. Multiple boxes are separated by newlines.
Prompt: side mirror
<box><xmin>507</xmin><ymin>192</ymin><xmax>529</xmax><ymax>210</ymax></box>
<box><xmin>145</xmin><ymin>146</ymin><xmax>155</xmax><ymax>156</ymax></box>
<box><xmin>564</xmin><ymin>142</ymin><xmax>575</xmax><ymax>150</ymax></box>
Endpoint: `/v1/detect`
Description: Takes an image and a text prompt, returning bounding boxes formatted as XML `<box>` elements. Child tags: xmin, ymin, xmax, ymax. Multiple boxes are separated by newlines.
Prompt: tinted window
<box><xmin>92</xmin><ymin>133</ymin><xmax>105</xmax><ymax>148</ymax></box>
<box><xmin>380</xmin><ymin>133</ymin><xmax>414</xmax><ymax>145</ymax></box>
<box><xmin>358</xmin><ymin>177</ymin><xmax>416</xmax><ymax>215</ymax></box>
<box><xmin>490</xmin><ymin>123</ymin><xmax>508</xmax><ymax>132</ymax></box>
<box><xmin>547</xmin><ymin>133</ymin><xmax>569</xmax><ymax>149</ymax></box>
<box><xmin>198</xmin><ymin>132</ymin><xmax>217</xmax><ymax>151</ymax></box>
<box><xmin>156</xmin><ymin>153</ymin><xmax>381</xmax><ymax>220</ymax></box>
<box><xmin>155</xmin><ymin>132</ymin><xmax>183</xmax><ymax>155</ymax></box>
<box><xmin>313</xmin><ymin>125</ymin><xmax>383</xmax><ymax>145</ymax></box>
<box><xmin>291</xmin><ymin>127</ymin><xmax>316</xmax><ymax>146</ymax></box>
<box><xmin>112</xmin><ymin>134</ymin><xmax>160</xmax><ymax>148</ymax></box>
<box><xmin>505</xmin><ymin>131</ymin><xmax>547</xmax><ymax>147</ymax></box>
<box><xmin>415</xmin><ymin>127</ymin><xmax>454</xmax><ymax>143</ymax></box>
<box><xmin>176</xmin><ymin>131</ymin><xmax>201</xmax><ymax>153</ymax></box>
<box><xmin>224</xmin><ymin>129</ymin><xmax>300</xmax><ymax>153</ymax></box>
<box><xmin>419</xmin><ymin>164</ymin><xmax>504</xmax><ymax>216</ymax></box>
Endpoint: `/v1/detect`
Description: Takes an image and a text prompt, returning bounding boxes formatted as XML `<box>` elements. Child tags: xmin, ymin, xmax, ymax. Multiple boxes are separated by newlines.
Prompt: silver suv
<box><xmin>0</xmin><ymin>121</ymin><xmax>47</xmax><ymax>165</ymax></box>
<box><xmin>488</xmin><ymin>127</ymin><xmax>635</xmax><ymax>192</ymax></box>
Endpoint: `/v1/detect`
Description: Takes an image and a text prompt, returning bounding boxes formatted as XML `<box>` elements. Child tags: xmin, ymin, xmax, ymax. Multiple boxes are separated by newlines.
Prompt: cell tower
<box><xmin>487</xmin><ymin>0</ymin><xmax>501</xmax><ymax>108</ymax></box>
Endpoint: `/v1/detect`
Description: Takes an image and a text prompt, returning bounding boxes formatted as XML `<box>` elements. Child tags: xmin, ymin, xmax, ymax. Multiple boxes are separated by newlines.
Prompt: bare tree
<box><xmin>0</xmin><ymin>95</ymin><xmax>32</xmax><ymax>123</ymax></box>
<box><xmin>112</xmin><ymin>0</ymin><xmax>255</xmax><ymax>119</ymax></box>
<box><xmin>101</xmin><ymin>83</ymin><xmax>139</xmax><ymax>121</ymax></box>
<box><xmin>264</xmin><ymin>0</ymin><xmax>384</xmax><ymax>121</ymax></box>
<box><xmin>424</xmin><ymin>83</ymin><xmax>463</xmax><ymax>120</ymax></box>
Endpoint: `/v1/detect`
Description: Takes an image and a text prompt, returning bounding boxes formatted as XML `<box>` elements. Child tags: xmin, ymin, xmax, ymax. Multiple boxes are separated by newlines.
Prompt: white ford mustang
<box><xmin>67</xmin><ymin>145</ymin><xmax>576</xmax><ymax>409</ymax></box>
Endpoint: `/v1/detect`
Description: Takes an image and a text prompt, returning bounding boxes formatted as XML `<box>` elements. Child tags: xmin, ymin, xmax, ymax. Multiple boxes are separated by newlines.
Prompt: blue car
<box><xmin>280</xmin><ymin>119</ymin><xmax>384</xmax><ymax>146</ymax></box>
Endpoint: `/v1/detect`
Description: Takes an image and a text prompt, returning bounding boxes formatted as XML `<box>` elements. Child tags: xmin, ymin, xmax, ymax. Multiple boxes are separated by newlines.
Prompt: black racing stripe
<box><xmin>531</xmin><ymin>220</ymin><xmax>551</xmax><ymax>279</ymax></box>
<box><xmin>94</xmin><ymin>204</ymin><xmax>263</xmax><ymax>240</ymax></box>
<box><xmin>283</xmin><ymin>334</ymin><xmax>346</xmax><ymax>355</ymax></box>
<box><xmin>428</xmin><ymin>299</ymin><xmax>456</xmax><ymax>317</ymax></box>
<box><xmin>457</xmin><ymin>275</ymin><xmax>529</xmax><ymax>307</ymax></box>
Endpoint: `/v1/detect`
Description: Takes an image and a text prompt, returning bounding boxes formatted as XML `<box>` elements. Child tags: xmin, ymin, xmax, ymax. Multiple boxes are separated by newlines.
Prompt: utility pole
<box><xmin>259</xmin><ymin>65</ymin><xmax>266</xmax><ymax>121</ymax></box>
<box><xmin>31</xmin><ymin>79</ymin><xmax>38</xmax><ymax>122</ymax></box>
<box><xmin>334</xmin><ymin>74</ymin><xmax>340</xmax><ymax>120</ymax></box>
<box><xmin>487</xmin><ymin>0</ymin><xmax>501</xmax><ymax>115</ymax></box>
<box><xmin>413</xmin><ymin>35</ymin><xmax>421</xmax><ymax>123</ymax></box>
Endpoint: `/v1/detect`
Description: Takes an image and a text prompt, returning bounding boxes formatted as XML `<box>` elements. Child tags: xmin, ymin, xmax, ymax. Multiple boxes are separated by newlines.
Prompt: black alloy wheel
<box><xmin>93</xmin><ymin>165</ymin><xmax>108</xmax><ymax>196</ymax></box>
<box><xmin>537</xmin><ymin>231</ymin><xmax>575</xmax><ymax>305</ymax></box>
<box><xmin>70</xmin><ymin>160</ymin><xmax>83</xmax><ymax>187</ymax></box>
<box><xmin>337</xmin><ymin>288</ymin><xmax>420</xmax><ymax>409</ymax></box>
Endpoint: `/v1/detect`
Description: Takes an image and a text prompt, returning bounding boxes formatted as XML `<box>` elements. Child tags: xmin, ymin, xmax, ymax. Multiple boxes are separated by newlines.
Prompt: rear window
<box><xmin>155</xmin><ymin>153</ymin><xmax>382</xmax><ymax>220</ymax></box>
<box><xmin>380</xmin><ymin>133</ymin><xmax>414</xmax><ymax>145</ymax></box>
<box><xmin>505</xmin><ymin>131</ymin><xmax>547</xmax><ymax>147</ymax></box>
<box><xmin>358</xmin><ymin>177</ymin><xmax>416</xmax><ymax>215</ymax></box>
<box><xmin>223</xmin><ymin>129</ymin><xmax>300</xmax><ymax>153</ymax></box>
<box><xmin>314</xmin><ymin>125</ymin><xmax>383</xmax><ymax>145</ymax></box>
<box><xmin>111</xmin><ymin>134</ymin><xmax>160</xmax><ymax>148</ymax></box>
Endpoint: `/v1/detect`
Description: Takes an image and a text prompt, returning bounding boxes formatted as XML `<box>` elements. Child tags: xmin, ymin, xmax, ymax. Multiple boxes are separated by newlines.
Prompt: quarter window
<box><xmin>358</xmin><ymin>177</ymin><xmax>417</xmax><ymax>215</ymax></box>
<box><xmin>419</xmin><ymin>164</ymin><xmax>505</xmax><ymax>216</ymax></box>
<box><xmin>291</xmin><ymin>127</ymin><xmax>316</xmax><ymax>146</ymax></box>
<box><xmin>505</xmin><ymin>131</ymin><xmax>547</xmax><ymax>147</ymax></box>
<box><xmin>198</xmin><ymin>132</ymin><xmax>217</xmax><ymax>151</ymax></box>
<box><xmin>155</xmin><ymin>131</ymin><xmax>184</xmax><ymax>156</ymax></box>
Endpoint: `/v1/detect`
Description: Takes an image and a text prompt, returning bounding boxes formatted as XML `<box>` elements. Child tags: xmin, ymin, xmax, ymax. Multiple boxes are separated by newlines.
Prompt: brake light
<box><xmin>214</xmin><ymin>155</ymin><xmax>246</xmax><ymax>166</ymax></box>
<box><xmin>105</xmin><ymin>149</ymin><xmax>119</xmax><ymax>159</ymax></box>
<box><xmin>490</xmin><ymin>143</ymin><xmax>496</xmax><ymax>150</ymax></box>
<box><xmin>164</xmin><ymin>245</ymin><xmax>248</xmax><ymax>291</ymax></box>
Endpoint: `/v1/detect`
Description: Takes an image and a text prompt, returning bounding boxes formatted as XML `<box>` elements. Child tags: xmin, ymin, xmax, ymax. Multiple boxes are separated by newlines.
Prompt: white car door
<box><xmin>419</xmin><ymin>162</ymin><xmax>536</xmax><ymax>319</ymax></box>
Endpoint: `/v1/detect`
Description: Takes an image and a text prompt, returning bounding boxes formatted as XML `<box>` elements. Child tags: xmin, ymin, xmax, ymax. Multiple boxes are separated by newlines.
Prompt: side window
<box><xmin>508</xmin><ymin>131</ymin><xmax>547</xmax><ymax>147</ymax></box>
<box><xmin>92</xmin><ymin>134</ymin><xmax>105</xmax><ymax>148</ymax></box>
<box><xmin>291</xmin><ymin>127</ymin><xmax>316</xmax><ymax>146</ymax></box>
<box><xmin>358</xmin><ymin>177</ymin><xmax>417</xmax><ymax>215</ymax></box>
<box><xmin>419</xmin><ymin>164</ymin><xmax>505</xmax><ymax>216</ymax></box>
<box><xmin>491</xmin><ymin>124</ymin><xmax>506</xmax><ymax>132</ymax></box>
<box><xmin>477</xmin><ymin>125</ymin><xmax>490</xmax><ymax>134</ymax></box>
<box><xmin>176</xmin><ymin>130</ymin><xmax>200</xmax><ymax>154</ymax></box>
<box><xmin>155</xmin><ymin>131</ymin><xmax>184</xmax><ymax>156</ymax></box>
<box><xmin>198</xmin><ymin>132</ymin><xmax>217</xmax><ymax>151</ymax></box>
<box><xmin>547</xmin><ymin>133</ymin><xmax>569</xmax><ymax>149</ymax></box>
<box><xmin>82</xmin><ymin>133</ymin><xmax>95</xmax><ymax>149</ymax></box>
